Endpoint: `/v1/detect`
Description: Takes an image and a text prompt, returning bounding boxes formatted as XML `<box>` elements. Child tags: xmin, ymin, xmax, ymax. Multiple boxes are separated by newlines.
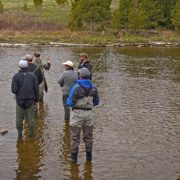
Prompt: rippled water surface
<box><xmin>0</xmin><ymin>46</ymin><xmax>179</xmax><ymax>180</ymax></box>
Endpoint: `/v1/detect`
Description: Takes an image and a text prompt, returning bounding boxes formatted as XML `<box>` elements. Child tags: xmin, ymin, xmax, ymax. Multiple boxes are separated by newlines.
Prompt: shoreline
<box><xmin>0</xmin><ymin>41</ymin><xmax>180</xmax><ymax>48</ymax></box>
<box><xmin>0</xmin><ymin>30</ymin><xmax>179</xmax><ymax>48</ymax></box>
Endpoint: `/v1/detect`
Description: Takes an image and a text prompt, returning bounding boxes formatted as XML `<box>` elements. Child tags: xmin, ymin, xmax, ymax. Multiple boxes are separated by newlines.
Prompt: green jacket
<box><xmin>34</xmin><ymin>59</ymin><xmax>51</xmax><ymax>76</ymax></box>
<box><xmin>34</xmin><ymin>59</ymin><xmax>51</xmax><ymax>92</ymax></box>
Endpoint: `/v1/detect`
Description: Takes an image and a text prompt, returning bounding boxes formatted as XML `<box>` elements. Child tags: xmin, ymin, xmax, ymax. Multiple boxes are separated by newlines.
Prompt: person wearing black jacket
<box><xmin>78</xmin><ymin>53</ymin><xmax>93</xmax><ymax>80</ymax></box>
<box><xmin>11</xmin><ymin>60</ymin><xmax>39</xmax><ymax>138</ymax></box>
<box><xmin>22</xmin><ymin>54</ymin><xmax>43</xmax><ymax>85</ymax></box>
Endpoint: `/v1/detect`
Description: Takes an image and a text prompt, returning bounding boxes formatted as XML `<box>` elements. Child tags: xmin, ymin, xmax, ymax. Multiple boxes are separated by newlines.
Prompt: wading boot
<box><xmin>18</xmin><ymin>131</ymin><xmax>22</xmax><ymax>138</ymax></box>
<box><xmin>71</xmin><ymin>153</ymin><xmax>78</xmax><ymax>163</ymax></box>
<box><xmin>86</xmin><ymin>152</ymin><xmax>92</xmax><ymax>162</ymax></box>
<box><xmin>29</xmin><ymin>130</ymin><xmax>34</xmax><ymax>138</ymax></box>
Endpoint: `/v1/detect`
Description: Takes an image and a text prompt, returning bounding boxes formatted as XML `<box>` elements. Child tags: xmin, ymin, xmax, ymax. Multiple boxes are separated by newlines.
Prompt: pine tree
<box><xmin>128</xmin><ymin>0</ymin><xmax>148</xmax><ymax>29</ymax></box>
<box><xmin>157</xmin><ymin>0</ymin><xmax>177</xmax><ymax>28</ymax></box>
<box><xmin>172</xmin><ymin>0</ymin><xmax>180</xmax><ymax>30</ymax></box>
<box><xmin>141</xmin><ymin>0</ymin><xmax>162</xmax><ymax>29</ymax></box>
<box><xmin>0</xmin><ymin>1</ymin><xmax>4</xmax><ymax>14</ymax></box>
<box><xmin>34</xmin><ymin>0</ymin><xmax>43</xmax><ymax>8</ymax></box>
<box><xmin>113</xmin><ymin>0</ymin><xmax>131</xmax><ymax>29</ymax></box>
<box><xmin>23</xmin><ymin>3</ymin><xmax>29</xmax><ymax>12</ymax></box>
<box><xmin>69</xmin><ymin>0</ymin><xmax>83</xmax><ymax>29</ymax></box>
<box><xmin>56</xmin><ymin>0</ymin><xmax>68</xmax><ymax>5</ymax></box>
<box><xmin>69</xmin><ymin>0</ymin><xmax>112</xmax><ymax>30</ymax></box>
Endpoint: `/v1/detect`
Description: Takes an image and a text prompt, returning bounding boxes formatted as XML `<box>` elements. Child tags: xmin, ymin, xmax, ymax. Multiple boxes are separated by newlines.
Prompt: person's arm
<box><xmin>67</xmin><ymin>84</ymin><xmax>78</xmax><ymax>107</ymax></box>
<box><xmin>58</xmin><ymin>73</ymin><xmax>65</xmax><ymax>87</ymax></box>
<box><xmin>93</xmin><ymin>86</ymin><xmax>99</xmax><ymax>106</ymax></box>
<box><xmin>43</xmin><ymin>58</ymin><xmax>51</xmax><ymax>70</ymax></box>
<box><xmin>33</xmin><ymin>76</ymin><xmax>39</xmax><ymax>103</ymax></box>
<box><xmin>38</xmin><ymin>68</ymin><xmax>43</xmax><ymax>84</ymax></box>
<box><xmin>11</xmin><ymin>75</ymin><xmax>19</xmax><ymax>95</ymax></box>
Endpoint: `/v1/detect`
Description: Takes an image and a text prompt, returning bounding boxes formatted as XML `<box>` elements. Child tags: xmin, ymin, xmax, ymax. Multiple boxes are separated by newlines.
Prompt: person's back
<box><xmin>67</xmin><ymin>67</ymin><xmax>99</xmax><ymax>163</ymax></box>
<box><xmin>58</xmin><ymin>69</ymin><xmax>78</xmax><ymax>95</ymax></box>
<box><xmin>67</xmin><ymin>79</ymin><xmax>98</xmax><ymax>109</ymax></box>
<box><xmin>58</xmin><ymin>60</ymin><xmax>78</xmax><ymax>122</ymax></box>
<box><xmin>22</xmin><ymin>54</ymin><xmax>43</xmax><ymax>85</ymax></box>
<box><xmin>11</xmin><ymin>60</ymin><xmax>39</xmax><ymax>138</ymax></box>
<box><xmin>12</xmin><ymin>69</ymin><xmax>38</xmax><ymax>103</ymax></box>
<box><xmin>27</xmin><ymin>62</ymin><xmax>43</xmax><ymax>85</ymax></box>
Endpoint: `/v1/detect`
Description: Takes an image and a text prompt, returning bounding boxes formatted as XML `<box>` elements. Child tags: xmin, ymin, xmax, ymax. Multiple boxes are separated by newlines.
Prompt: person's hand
<box><xmin>47</xmin><ymin>57</ymin><xmax>51</xmax><ymax>64</ymax></box>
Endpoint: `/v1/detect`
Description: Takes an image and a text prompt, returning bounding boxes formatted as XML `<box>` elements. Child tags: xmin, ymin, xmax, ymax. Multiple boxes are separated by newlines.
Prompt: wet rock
<box><xmin>0</xmin><ymin>129</ymin><xmax>8</xmax><ymax>135</ymax></box>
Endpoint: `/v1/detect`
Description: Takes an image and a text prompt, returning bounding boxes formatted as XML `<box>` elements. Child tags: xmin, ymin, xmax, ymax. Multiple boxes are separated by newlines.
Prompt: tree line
<box><xmin>0</xmin><ymin>0</ymin><xmax>179</xmax><ymax>31</ymax></box>
<box><xmin>70</xmin><ymin>0</ymin><xmax>180</xmax><ymax>31</ymax></box>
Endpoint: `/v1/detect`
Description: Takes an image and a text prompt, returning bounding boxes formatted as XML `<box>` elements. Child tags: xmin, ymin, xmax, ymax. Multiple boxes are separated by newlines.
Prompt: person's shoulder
<box><xmin>13</xmin><ymin>72</ymin><xmax>19</xmax><ymax>78</ymax></box>
<box><xmin>73</xmin><ymin>82</ymin><xmax>80</xmax><ymax>88</ymax></box>
<box><xmin>26</xmin><ymin>71</ymin><xmax>36</xmax><ymax>78</ymax></box>
<box><xmin>27</xmin><ymin>71</ymin><xmax>34</xmax><ymax>75</ymax></box>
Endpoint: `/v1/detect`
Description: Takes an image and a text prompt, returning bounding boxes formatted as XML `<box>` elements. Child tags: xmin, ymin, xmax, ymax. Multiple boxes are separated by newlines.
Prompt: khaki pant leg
<box><xmin>39</xmin><ymin>81</ymin><xmax>45</xmax><ymax>100</ymax></box>
<box><xmin>82</xmin><ymin>125</ymin><xmax>93</xmax><ymax>152</ymax></box>
<box><xmin>82</xmin><ymin>111</ymin><xmax>93</xmax><ymax>152</ymax></box>
<box><xmin>70</xmin><ymin>126</ymin><xmax>81</xmax><ymax>153</ymax></box>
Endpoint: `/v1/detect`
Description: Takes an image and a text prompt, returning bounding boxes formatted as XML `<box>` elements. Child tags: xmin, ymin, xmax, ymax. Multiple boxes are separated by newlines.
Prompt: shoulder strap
<box><xmin>79</xmin><ymin>84</ymin><xmax>92</xmax><ymax>97</ymax></box>
<box><xmin>33</xmin><ymin>66</ymin><xmax>39</xmax><ymax>74</ymax></box>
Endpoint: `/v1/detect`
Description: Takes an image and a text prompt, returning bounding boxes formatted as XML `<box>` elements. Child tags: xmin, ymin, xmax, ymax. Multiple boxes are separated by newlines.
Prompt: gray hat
<box><xmin>19</xmin><ymin>60</ymin><xmax>28</xmax><ymax>68</ymax></box>
<box><xmin>22</xmin><ymin>54</ymin><xmax>33</xmax><ymax>61</ymax></box>
<box><xmin>78</xmin><ymin>68</ymin><xmax>90</xmax><ymax>78</ymax></box>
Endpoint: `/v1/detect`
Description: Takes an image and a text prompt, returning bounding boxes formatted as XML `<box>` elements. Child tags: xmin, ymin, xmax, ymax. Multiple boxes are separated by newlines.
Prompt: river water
<box><xmin>0</xmin><ymin>46</ymin><xmax>179</xmax><ymax>180</ymax></box>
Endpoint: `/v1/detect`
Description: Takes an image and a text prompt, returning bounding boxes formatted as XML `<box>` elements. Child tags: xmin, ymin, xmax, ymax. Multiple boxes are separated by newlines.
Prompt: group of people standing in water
<box><xmin>11</xmin><ymin>52</ymin><xmax>99</xmax><ymax>163</ymax></box>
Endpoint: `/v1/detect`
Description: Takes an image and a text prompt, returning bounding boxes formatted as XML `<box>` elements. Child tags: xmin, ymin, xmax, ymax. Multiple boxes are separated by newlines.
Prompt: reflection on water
<box><xmin>16</xmin><ymin>138</ymin><xmax>42</xmax><ymax>180</ymax></box>
<box><xmin>15</xmin><ymin>102</ymin><xmax>46</xmax><ymax>180</ymax></box>
<box><xmin>0</xmin><ymin>46</ymin><xmax>179</xmax><ymax>180</ymax></box>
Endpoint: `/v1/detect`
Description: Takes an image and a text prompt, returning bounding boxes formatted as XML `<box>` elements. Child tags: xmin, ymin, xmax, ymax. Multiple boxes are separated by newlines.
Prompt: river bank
<box><xmin>0</xmin><ymin>30</ymin><xmax>180</xmax><ymax>47</ymax></box>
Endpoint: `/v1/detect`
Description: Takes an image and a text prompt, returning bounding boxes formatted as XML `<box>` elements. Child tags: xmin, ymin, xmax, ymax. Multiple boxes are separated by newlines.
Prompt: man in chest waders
<box><xmin>11</xmin><ymin>60</ymin><xmax>39</xmax><ymax>138</ymax></box>
<box><xmin>33</xmin><ymin>53</ymin><xmax>51</xmax><ymax>101</ymax></box>
<box><xmin>58</xmin><ymin>61</ymin><xmax>78</xmax><ymax>122</ymax></box>
<box><xmin>67</xmin><ymin>68</ymin><xmax>99</xmax><ymax>163</ymax></box>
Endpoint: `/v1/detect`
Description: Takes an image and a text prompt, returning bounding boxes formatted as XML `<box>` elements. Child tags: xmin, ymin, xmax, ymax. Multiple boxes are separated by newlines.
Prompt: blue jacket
<box><xmin>67</xmin><ymin>79</ymin><xmax>99</xmax><ymax>108</ymax></box>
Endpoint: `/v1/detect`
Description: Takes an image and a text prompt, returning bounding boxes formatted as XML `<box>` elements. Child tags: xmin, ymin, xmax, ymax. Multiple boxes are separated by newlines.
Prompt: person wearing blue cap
<box><xmin>11</xmin><ymin>60</ymin><xmax>39</xmax><ymax>138</ymax></box>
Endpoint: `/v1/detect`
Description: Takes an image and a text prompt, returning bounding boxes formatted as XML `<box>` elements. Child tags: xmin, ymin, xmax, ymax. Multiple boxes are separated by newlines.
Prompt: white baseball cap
<box><xmin>62</xmin><ymin>60</ymin><xmax>74</xmax><ymax>67</ymax></box>
<box><xmin>19</xmin><ymin>60</ymin><xmax>28</xmax><ymax>68</ymax></box>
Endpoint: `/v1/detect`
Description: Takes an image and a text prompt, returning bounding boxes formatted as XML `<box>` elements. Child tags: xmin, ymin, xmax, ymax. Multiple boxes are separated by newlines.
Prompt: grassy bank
<box><xmin>1</xmin><ymin>29</ymin><xmax>180</xmax><ymax>46</ymax></box>
<box><xmin>0</xmin><ymin>0</ymin><xmax>179</xmax><ymax>46</ymax></box>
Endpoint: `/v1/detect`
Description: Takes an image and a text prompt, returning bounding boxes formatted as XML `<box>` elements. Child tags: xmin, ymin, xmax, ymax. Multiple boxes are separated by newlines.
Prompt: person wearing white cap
<box><xmin>11</xmin><ymin>60</ymin><xmax>39</xmax><ymax>138</ymax></box>
<box><xmin>58</xmin><ymin>60</ymin><xmax>78</xmax><ymax>122</ymax></box>
<box><xmin>67</xmin><ymin>67</ymin><xmax>99</xmax><ymax>163</ymax></box>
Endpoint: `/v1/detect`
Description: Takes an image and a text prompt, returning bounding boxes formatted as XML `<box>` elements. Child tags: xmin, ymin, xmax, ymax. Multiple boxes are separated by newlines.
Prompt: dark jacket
<box><xmin>11</xmin><ymin>69</ymin><xmax>39</xmax><ymax>109</ymax></box>
<box><xmin>27</xmin><ymin>63</ymin><xmax>43</xmax><ymax>85</ymax></box>
<box><xmin>78</xmin><ymin>61</ymin><xmax>93</xmax><ymax>79</ymax></box>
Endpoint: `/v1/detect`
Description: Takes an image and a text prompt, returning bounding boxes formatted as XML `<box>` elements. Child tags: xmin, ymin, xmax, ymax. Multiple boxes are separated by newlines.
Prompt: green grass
<box><xmin>1</xmin><ymin>0</ymin><xmax>71</xmax><ymax>26</ymax></box>
<box><xmin>0</xmin><ymin>0</ymin><xmax>179</xmax><ymax>45</ymax></box>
